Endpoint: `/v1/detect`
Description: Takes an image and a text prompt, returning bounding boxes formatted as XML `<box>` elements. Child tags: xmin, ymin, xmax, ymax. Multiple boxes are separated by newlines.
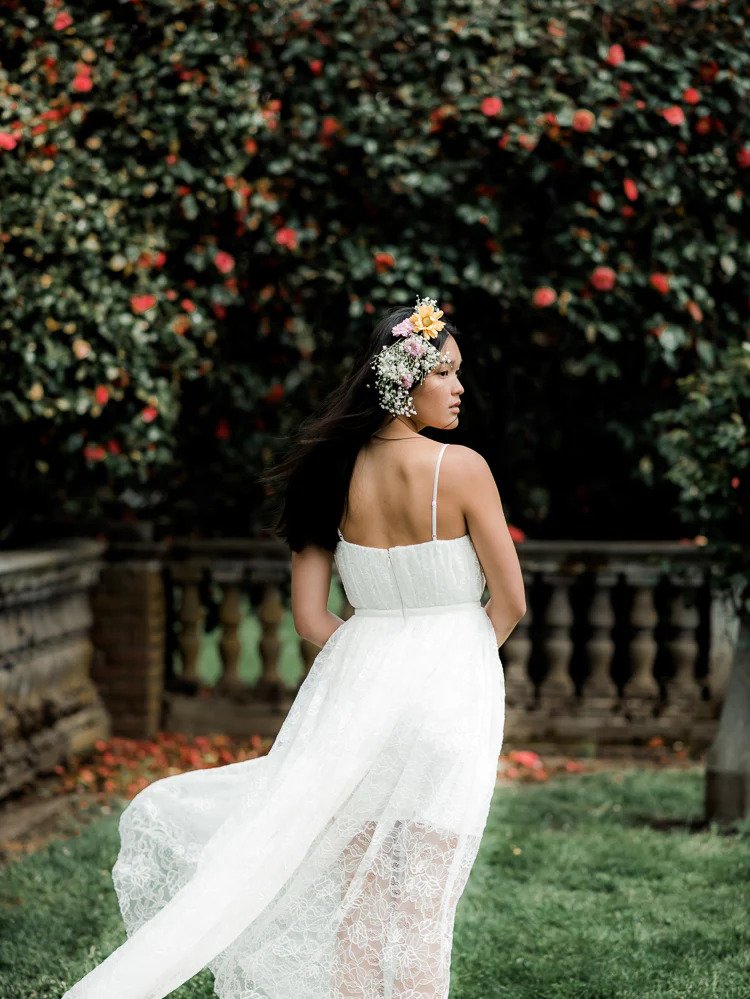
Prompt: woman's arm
<box><xmin>290</xmin><ymin>544</ymin><xmax>345</xmax><ymax>648</ymax></box>
<box><xmin>448</xmin><ymin>446</ymin><xmax>527</xmax><ymax>647</ymax></box>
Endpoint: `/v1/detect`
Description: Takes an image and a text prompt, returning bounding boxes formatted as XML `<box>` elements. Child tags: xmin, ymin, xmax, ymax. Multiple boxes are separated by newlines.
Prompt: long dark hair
<box><xmin>261</xmin><ymin>305</ymin><xmax>461</xmax><ymax>553</ymax></box>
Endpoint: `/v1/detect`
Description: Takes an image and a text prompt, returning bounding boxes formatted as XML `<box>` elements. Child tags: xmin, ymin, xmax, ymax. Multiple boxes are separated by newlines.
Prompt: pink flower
<box><xmin>606</xmin><ymin>44</ymin><xmax>625</xmax><ymax>67</ymax></box>
<box><xmin>53</xmin><ymin>11</ymin><xmax>73</xmax><ymax>30</ymax></box>
<box><xmin>141</xmin><ymin>405</ymin><xmax>158</xmax><ymax>423</ymax></box>
<box><xmin>683</xmin><ymin>88</ymin><xmax>701</xmax><ymax>105</ymax></box>
<box><xmin>94</xmin><ymin>385</ymin><xmax>109</xmax><ymax>405</ymax></box>
<box><xmin>532</xmin><ymin>286</ymin><xmax>557</xmax><ymax>308</ymax></box>
<box><xmin>0</xmin><ymin>132</ymin><xmax>17</xmax><ymax>151</ymax></box>
<box><xmin>480</xmin><ymin>97</ymin><xmax>504</xmax><ymax>117</ymax></box>
<box><xmin>661</xmin><ymin>105</ymin><xmax>686</xmax><ymax>126</ymax></box>
<box><xmin>400</xmin><ymin>373</ymin><xmax>414</xmax><ymax>389</ymax></box>
<box><xmin>402</xmin><ymin>337</ymin><xmax>427</xmax><ymax>357</ymax></box>
<box><xmin>391</xmin><ymin>318</ymin><xmax>413</xmax><ymax>338</ymax></box>
<box><xmin>590</xmin><ymin>266</ymin><xmax>617</xmax><ymax>291</ymax></box>
<box><xmin>214</xmin><ymin>250</ymin><xmax>235</xmax><ymax>274</ymax></box>
<box><xmin>623</xmin><ymin>177</ymin><xmax>639</xmax><ymax>201</ymax></box>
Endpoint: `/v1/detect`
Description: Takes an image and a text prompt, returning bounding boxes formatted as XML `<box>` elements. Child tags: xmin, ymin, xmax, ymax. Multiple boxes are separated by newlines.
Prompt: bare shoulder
<box><xmin>442</xmin><ymin>444</ymin><xmax>493</xmax><ymax>481</ymax></box>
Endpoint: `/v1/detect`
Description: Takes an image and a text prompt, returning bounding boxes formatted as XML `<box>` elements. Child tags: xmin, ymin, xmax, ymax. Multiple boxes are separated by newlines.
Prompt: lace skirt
<box><xmin>63</xmin><ymin>608</ymin><xmax>505</xmax><ymax>999</ymax></box>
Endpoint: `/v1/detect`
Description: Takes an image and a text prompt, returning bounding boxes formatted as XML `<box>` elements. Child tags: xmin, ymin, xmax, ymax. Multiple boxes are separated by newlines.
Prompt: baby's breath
<box><xmin>371</xmin><ymin>295</ymin><xmax>451</xmax><ymax>416</ymax></box>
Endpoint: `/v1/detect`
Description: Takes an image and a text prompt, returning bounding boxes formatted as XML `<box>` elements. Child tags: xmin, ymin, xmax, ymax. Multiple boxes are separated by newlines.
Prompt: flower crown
<box><xmin>370</xmin><ymin>296</ymin><xmax>451</xmax><ymax>416</ymax></box>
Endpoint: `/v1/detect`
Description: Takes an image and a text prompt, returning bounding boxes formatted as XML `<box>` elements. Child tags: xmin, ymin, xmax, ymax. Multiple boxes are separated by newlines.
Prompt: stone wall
<box><xmin>0</xmin><ymin>540</ymin><xmax>110</xmax><ymax>800</ymax></box>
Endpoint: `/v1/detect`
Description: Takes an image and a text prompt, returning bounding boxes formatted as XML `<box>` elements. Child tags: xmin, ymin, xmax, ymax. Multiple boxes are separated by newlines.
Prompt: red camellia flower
<box><xmin>321</xmin><ymin>116</ymin><xmax>341</xmax><ymax>137</ymax></box>
<box><xmin>266</xmin><ymin>384</ymin><xmax>284</xmax><ymax>404</ymax></box>
<box><xmin>94</xmin><ymin>385</ymin><xmax>109</xmax><ymax>405</ymax></box>
<box><xmin>731</xmin><ymin>476</ymin><xmax>740</xmax><ymax>489</ymax></box>
<box><xmin>374</xmin><ymin>251</ymin><xmax>396</xmax><ymax>273</ymax></box>
<box><xmin>606</xmin><ymin>44</ymin><xmax>625</xmax><ymax>66</ymax></box>
<box><xmin>0</xmin><ymin>132</ymin><xmax>17</xmax><ymax>151</ymax></box>
<box><xmin>274</xmin><ymin>226</ymin><xmax>298</xmax><ymax>250</ymax></box>
<box><xmin>130</xmin><ymin>294</ymin><xmax>157</xmax><ymax>314</ymax></box>
<box><xmin>53</xmin><ymin>11</ymin><xmax>73</xmax><ymax>30</ymax></box>
<box><xmin>508</xmin><ymin>524</ymin><xmax>526</xmax><ymax>543</ymax></box>
<box><xmin>72</xmin><ymin>72</ymin><xmax>93</xmax><ymax>93</ymax></box>
<box><xmin>215</xmin><ymin>419</ymin><xmax>231</xmax><ymax>440</ymax></box>
<box><xmin>309</xmin><ymin>59</ymin><xmax>323</xmax><ymax>75</ymax></box>
<box><xmin>661</xmin><ymin>106</ymin><xmax>685</xmax><ymax>126</ymax></box>
<box><xmin>480</xmin><ymin>96</ymin><xmax>503</xmax><ymax>117</ymax></box>
<box><xmin>737</xmin><ymin>147</ymin><xmax>750</xmax><ymax>169</ymax></box>
<box><xmin>572</xmin><ymin>109</ymin><xmax>596</xmax><ymax>132</ymax></box>
<box><xmin>83</xmin><ymin>444</ymin><xmax>106</xmax><ymax>462</ymax></box>
<box><xmin>214</xmin><ymin>250</ymin><xmax>235</xmax><ymax>274</ymax></box>
<box><xmin>698</xmin><ymin>60</ymin><xmax>719</xmax><ymax>84</ymax></box>
<box><xmin>649</xmin><ymin>272</ymin><xmax>670</xmax><ymax>294</ymax></box>
<box><xmin>141</xmin><ymin>405</ymin><xmax>158</xmax><ymax>423</ymax></box>
<box><xmin>683</xmin><ymin>88</ymin><xmax>701</xmax><ymax>105</ymax></box>
<box><xmin>107</xmin><ymin>439</ymin><xmax>121</xmax><ymax>455</ymax></box>
<box><xmin>590</xmin><ymin>265</ymin><xmax>617</xmax><ymax>291</ymax></box>
<box><xmin>623</xmin><ymin>177</ymin><xmax>639</xmax><ymax>201</ymax></box>
<box><xmin>181</xmin><ymin>298</ymin><xmax>196</xmax><ymax>313</ymax></box>
<box><xmin>532</xmin><ymin>286</ymin><xmax>557</xmax><ymax>308</ymax></box>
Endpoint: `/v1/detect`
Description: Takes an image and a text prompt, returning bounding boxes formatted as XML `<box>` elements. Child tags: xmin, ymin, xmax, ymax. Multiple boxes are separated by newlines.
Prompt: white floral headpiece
<box><xmin>370</xmin><ymin>295</ymin><xmax>451</xmax><ymax>416</ymax></box>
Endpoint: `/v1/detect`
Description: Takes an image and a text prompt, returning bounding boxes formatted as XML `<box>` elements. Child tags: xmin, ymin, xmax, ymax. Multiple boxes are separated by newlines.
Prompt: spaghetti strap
<box><xmin>431</xmin><ymin>443</ymin><xmax>450</xmax><ymax>540</ymax></box>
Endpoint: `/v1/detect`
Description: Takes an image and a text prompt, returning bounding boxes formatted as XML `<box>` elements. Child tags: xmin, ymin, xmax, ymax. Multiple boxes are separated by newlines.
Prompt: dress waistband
<box><xmin>353</xmin><ymin>600</ymin><xmax>482</xmax><ymax>618</ymax></box>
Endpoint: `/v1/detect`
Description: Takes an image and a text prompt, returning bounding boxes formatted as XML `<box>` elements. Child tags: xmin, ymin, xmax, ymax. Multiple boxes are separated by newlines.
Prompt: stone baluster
<box><xmin>538</xmin><ymin>575</ymin><xmax>576</xmax><ymax>708</ymax></box>
<box><xmin>175</xmin><ymin>563</ymin><xmax>204</xmax><ymax>687</ymax></box>
<box><xmin>662</xmin><ymin>569</ymin><xmax>703</xmax><ymax>722</ymax></box>
<box><xmin>582</xmin><ymin>571</ymin><xmax>618</xmax><ymax>708</ymax></box>
<box><xmin>621</xmin><ymin>566</ymin><xmax>660</xmax><ymax>719</ymax></box>
<box><xmin>214</xmin><ymin>562</ymin><xmax>245</xmax><ymax>695</ymax></box>
<box><xmin>256</xmin><ymin>574</ymin><xmax>285</xmax><ymax>702</ymax></box>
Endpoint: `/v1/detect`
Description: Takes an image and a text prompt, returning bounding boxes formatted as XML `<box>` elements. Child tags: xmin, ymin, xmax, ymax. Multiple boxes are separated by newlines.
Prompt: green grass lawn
<box><xmin>1</xmin><ymin>768</ymin><xmax>748</xmax><ymax>999</ymax></box>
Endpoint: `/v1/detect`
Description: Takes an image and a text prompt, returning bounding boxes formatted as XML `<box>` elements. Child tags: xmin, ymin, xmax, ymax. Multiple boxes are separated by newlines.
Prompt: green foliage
<box><xmin>1</xmin><ymin>0</ymin><xmax>748</xmax><ymax>539</ymax></box>
<box><xmin>652</xmin><ymin>340</ymin><xmax>749</xmax><ymax>608</ymax></box>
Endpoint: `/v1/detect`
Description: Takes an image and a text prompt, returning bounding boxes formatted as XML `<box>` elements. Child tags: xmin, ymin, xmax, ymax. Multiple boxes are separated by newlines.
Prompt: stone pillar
<box><xmin>89</xmin><ymin>543</ymin><xmax>167</xmax><ymax>738</ymax></box>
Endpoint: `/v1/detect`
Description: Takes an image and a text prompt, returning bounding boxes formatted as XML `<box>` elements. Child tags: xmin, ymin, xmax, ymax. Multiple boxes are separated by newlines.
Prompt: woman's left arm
<box><xmin>290</xmin><ymin>544</ymin><xmax>345</xmax><ymax>648</ymax></box>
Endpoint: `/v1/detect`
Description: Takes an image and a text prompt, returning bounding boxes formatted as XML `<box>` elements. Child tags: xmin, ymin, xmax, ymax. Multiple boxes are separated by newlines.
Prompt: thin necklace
<box><xmin>371</xmin><ymin>433</ymin><xmax>422</xmax><ymax>441</ymax></box>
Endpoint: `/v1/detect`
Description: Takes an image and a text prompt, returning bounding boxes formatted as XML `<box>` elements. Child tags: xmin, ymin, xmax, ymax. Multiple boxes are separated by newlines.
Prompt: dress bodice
<box><xmin>334</xmin><ymin>533</ymin><xmax>486</xmax><ymax>612</ymax></box>
<box><xmin>334</xmin><ymin>442</ymin><xmax>486</xmax><ymax>612</ymax></box>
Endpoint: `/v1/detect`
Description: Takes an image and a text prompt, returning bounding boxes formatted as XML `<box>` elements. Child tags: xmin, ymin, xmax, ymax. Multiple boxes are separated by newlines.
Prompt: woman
<box><xmin>62</xmin><ymin>296</ymin><xmax>525</xmax><ymax>999</ymax></box>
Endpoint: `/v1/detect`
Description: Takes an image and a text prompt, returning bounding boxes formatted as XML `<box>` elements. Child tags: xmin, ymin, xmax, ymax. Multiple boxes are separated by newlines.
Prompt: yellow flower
<box><xmin>410</xmin><ymin>302</ymin><xmax>445</xmax><ymax>339</ymax></box>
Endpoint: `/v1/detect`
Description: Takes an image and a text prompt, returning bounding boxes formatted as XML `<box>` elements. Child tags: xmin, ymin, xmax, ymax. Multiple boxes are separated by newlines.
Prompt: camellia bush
<box><xmin>1</xmin><ymin>0</ymin><xmax>748</xmax><ymax>542</ymax></box>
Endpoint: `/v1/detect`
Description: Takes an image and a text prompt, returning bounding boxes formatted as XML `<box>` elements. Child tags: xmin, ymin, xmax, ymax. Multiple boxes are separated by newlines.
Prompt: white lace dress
<box><xmin>63</xmin><ymin>442</ymin><xmax>506</xmax><ymax>999</ymax></box>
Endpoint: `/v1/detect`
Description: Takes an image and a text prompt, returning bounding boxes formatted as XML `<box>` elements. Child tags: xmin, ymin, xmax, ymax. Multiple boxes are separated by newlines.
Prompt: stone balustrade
<box><xmin>1</xmin><ymin>535</ymin><xmax>737</xmax><ymax>803</ymax></box>
<box><xmin>151</xmin><ymin>537</ymin><xmax>734</xmax><ymax>752</ymax></box>
<box><xmin>0</xmin><ymin>540</ymin><xmax>109</xmax><ymax>799</ymax></box>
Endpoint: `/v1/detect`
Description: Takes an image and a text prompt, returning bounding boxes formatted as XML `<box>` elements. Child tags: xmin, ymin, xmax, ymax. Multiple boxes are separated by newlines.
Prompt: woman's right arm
<box><xmin>450</xmin><ymin>446</ymin><xmax>526</xmax><ymax>647</ymax></box>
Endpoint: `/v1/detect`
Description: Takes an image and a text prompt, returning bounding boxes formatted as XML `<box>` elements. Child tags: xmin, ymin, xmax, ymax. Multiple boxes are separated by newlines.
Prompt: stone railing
<box><xmin>89</xmin><ymin>537</ymin><xmax>737</xmax><ymax>753</ymax></box>
<box><xmin>0</xmin><ymin>540</ymin><xmax>109</xmax><ymax>799</ymax></box>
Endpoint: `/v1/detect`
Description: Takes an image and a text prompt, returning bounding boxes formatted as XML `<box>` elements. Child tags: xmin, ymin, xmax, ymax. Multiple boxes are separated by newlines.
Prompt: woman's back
<box><xmin>339</xmin><ymin>438</ymin><xmax>467</xmax><ymax>549</ymax></box>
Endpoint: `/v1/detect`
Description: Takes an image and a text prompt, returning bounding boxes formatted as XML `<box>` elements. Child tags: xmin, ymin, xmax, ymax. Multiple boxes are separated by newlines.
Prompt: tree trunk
<box><xmin>704</xmin><ymin>611</ymin><xmax>750</xmax><ymax>824</ymax></box>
